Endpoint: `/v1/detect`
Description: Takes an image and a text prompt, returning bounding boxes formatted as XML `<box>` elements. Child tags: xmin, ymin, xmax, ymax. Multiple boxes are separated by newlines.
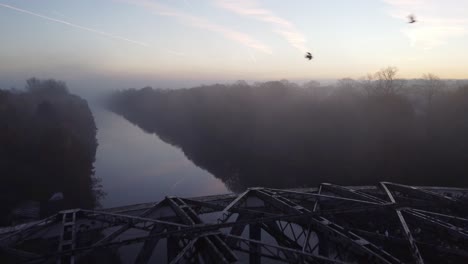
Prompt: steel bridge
<box><xmin>1</xmin><ymin>182</ymin><xmax>467</xmax><ymax>263</ymax></box>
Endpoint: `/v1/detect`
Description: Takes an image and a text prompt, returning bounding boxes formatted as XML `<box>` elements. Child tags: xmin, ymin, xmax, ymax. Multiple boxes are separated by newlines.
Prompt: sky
<box><xmin>1</xmin><ymin>0</ymin><xmax>468</xmax><ymax>92</ymax></box>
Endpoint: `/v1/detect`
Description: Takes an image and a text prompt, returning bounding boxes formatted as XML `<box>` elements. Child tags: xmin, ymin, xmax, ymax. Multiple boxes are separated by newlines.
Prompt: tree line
<box><xmin>107</xmin><ymin>68</ymin><xmax>468</xmax><ymax>192</ymax></box>
<box><xmin>0</xmin><ymin>78</ymin><xmax>102</xmax><ymax>225</ymax></box>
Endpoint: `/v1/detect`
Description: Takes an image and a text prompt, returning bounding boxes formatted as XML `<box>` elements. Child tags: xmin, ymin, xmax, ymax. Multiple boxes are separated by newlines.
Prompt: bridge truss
<box><xmin>1</xmin><ymin>182</ymin><xmax>467</xmax><ymax>263</ymax></box>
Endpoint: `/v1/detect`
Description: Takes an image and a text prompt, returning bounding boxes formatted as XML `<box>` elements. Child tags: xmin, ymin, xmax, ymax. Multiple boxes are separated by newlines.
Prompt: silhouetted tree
<box><xmin>421</xmin><ymin>73</ymin><xmax>445</xmax><ymax>106</ymax></box>
<box><xmin>107</xmin><ymin>73</ymin><xmax>468</xmax><ymax>192</ymax></box>
<box><xmin>0</xmin><ymin>78</ymin><xmax>101</xmax><ymax>225</ymax></box>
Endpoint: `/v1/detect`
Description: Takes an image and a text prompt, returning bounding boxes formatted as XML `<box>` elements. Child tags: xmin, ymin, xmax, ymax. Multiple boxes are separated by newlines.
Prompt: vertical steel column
<box><xmin>167</xmin><ymin>233</ymin><xmax>179</xmax><ymax>263</ymax></box>
<box><xmin>317</xmin><ymin>233</ymin><xmax>329</xmax><ymax>257</ymax></box>
<box><xmin>249</xmin><ymin>223</ymin><xmax>261</xmax><ymax>264</ymax></box>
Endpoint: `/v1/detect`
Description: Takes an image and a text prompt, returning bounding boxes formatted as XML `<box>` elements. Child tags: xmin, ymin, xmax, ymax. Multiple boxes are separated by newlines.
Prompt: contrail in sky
<box><xmin>126</xmin><ymin>0</ymin><xmax>272</xmax><ymax>54</ymax></box>
<box><xmin>169</xmin><ymin>175</ymin><xmax>187</xmax><ymax>191</ymax></box>
<box><xmin>247</xmin><ymin>47</ymin><xmax>257</xmax><ymax>63</ymax></box>
<box><xmin>216</xmin><ymin>0</ymin><xmax>308</xmax><ymax>53</ymax></box>
<box><xmin>0</xmin><ymin>3</ymin><xmax>149</xmax><ymax>47</ymax></box>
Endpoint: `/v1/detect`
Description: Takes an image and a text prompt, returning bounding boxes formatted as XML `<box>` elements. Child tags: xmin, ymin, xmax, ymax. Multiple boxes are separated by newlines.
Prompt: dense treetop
<box><xmin>108</xmin><ymin>69</ymin><xmax>468</xmax><ymax>191</ymax></box>
<box><xmin>0</xmin><ymin>78</ymin><xmax>101</xmax><ymax>225</ymax></box>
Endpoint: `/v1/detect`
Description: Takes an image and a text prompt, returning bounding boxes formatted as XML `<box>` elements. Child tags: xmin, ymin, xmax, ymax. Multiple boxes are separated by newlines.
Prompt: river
<box><xmin>92</xmin><ymin>106</ymin><xmax>228</xmax><ymax>208</ymax></box>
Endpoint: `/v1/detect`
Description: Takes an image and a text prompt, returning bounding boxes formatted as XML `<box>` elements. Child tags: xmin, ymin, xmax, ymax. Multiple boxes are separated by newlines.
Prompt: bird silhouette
<box><xmin>408</xmin><ymin>14</ymin><xmax>416</xmax><ymax>24</ymax></box>
<box><xmin>305</xmin><ymin>52</ymin><xmax>313</xmax><ymax>60</ymax></box>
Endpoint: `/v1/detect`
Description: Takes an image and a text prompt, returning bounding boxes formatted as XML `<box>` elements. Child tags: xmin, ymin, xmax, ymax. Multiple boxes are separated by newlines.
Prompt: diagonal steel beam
<box><xmin>411</xmin><ymin>208</ymin><xmax>468</xmax><ymax>224</ymax></box>
<box><xmin>10</xmin><ymin>184</ymin><xmax>468</xmax><ymax>264</ymax></box>
<box><xmin>0</xmin><ymin>246</ymin><xmax>41</xmax><ymax>261</ymax></box>
<box><xmin>314</xmin><ymin>184</ymin><xmax>323</xmax><ymax>212</ymax></box>
<box><xmin>259</xmin><ymin>221</ymin><xmax>308</xmax><ymax>261</ymax></box>
<box><xmin>253</xmin><ymin>189</ymin><xmax>401</xmax><ymax>264</ymax></box>
<box><xmin>395</xmin><ymin>210</ymin><xmax>424</xmax><ymax>264</ymax></box>
<box><xmin>91</xmin><ymin>201</ymin><xmax>168</xmax><ymax>247</ymax></box>
<box><xmin>403</xmin><ymin>209</ymin><xmax>468</xmax><ymax>240</ymax></box>
<box><xmin>0</xmin><ymin>215</ymin><xmax>57</xmax><ymax>247</ymax></box>
<box><xmin>166</xmin><ymin>197</ymin><xmax>237</xmax><ymax>263</ymax></box>
<box><xmin>224</xmin><ymin>234</ymin><xmax>345</xmax><ymax>264</ymax></box>
<box><xmin>76</xmin><ymin>203</ymin><xmax>186</xmax><ymax>263</ymax></box>
<box><xmin>223</xmin><ymin>190</ymin><xmax>251</xmax><ymax>213</ymax></box>
<box><xmin>380</xmin><ymin>183</ymin><xmax>425</xmax><ymax>264</ymax></box>
<box><xmin>265</xmin><ymin>188</ymin><xmax>387</xmax><ymax>207</ymax></box>
<box><xmin>24</xmin><ymin>204</ymin><xmax>403</xmax><ymax>263</ymax></box>
<box><xmin>134</xmin><ymin>223</ymin><xmax>166</xmax><ymax>264</ymax></box>
<box><xmin>320</xmin><ymin>183</ymin><xmax>387</xmax><ymax>204</ymax></box>
<box><xmin>168</xmin><ymin>237</ymin><xmax>199</xmax><ymax>264</ymax></box>
<box><xmin>381</xmin><ymin>182</ymin><xmax>458</xmax><ymax>204</ymax></box>
<box><xmin>80</xmin><ymin>209</ymin><xmax>186</xmax><ymax>228</ymax></box>
<box><xmin>226</xmin><ymin>213</ymin><xmax>255</xmax><ymax>247</ymax></box>
<box><xmin>351</xmin><ymin>228</ymin><xmax>468</xmax><ymax>259</ymax></box>
<box><xmin>261</xmin><ymin>221</ymin><xmax>303</xmax><ymax>250</ymax></box>
<box><xmin>181</xmin><ymin>198</ymin><xmax>276</xmax><ymax>220</ymax></box>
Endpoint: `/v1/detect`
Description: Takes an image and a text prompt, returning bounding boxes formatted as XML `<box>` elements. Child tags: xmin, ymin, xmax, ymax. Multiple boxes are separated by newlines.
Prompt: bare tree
<box><xmin>337</xmin><ymin>78</ymin><xmax>357</xmax><ymax>90</ymax></box>
<box><xmin>374</xmin><ymin>66</ymin><xmax>405</xmax><ymax>95</ymax></box>
<box><xmin>303</xmin><ymin>80</ymin><xmax>326</xmax><ymax>99</ymax></box>
<box><xmin>421</xmin><ymin>73</ymin><xmax>445</xmax><ymax>105</ymax></box>
<box><xmin>360</xmin><ymin>73</ymin><xmax>375</xmax><ymax>96</ymax></box>
<box><xmin>303</xmin><ymin>80</ymin><xmax>321</xmax><ymax>89</ymax></box>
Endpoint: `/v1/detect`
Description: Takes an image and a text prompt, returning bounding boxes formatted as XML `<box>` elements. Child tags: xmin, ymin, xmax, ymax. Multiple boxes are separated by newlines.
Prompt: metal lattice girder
<box><xmin>2</xmin><ymin>183</ymin><xmax>468</xmax><ymax>263</ymax></box>
<box><xmin>134</xmin><ymin>223</ymin><xmax>167</xmax><ymax>264</ymax></box>
<box><xmin>252</xmin><ymin>189</ymin><xmax>402</xmax><ymax>264</ymax></box>
<box><xmin>0</xmin><ymin>246</ymin><xmax>41</xmax><ymax>262</ymax></box>
<box><xmin>22</xmin><ymin>204</ymin><xmax>410</xmax><ymax>262</ymax></box>
<box><xmin>320</xmin><ymin>183</ymin><xmax>388</xmax><ymax>204</ymax></box>
<box><xmin>166</xmin><ymin>197</ymin><xmax>238</xmax><ymax>263</ymax></box>
<box><xmin>351</xmin><ymin>228</ymin><xmax>468</xmax><ymax>260</ymax></box>
<box><xmin>168</xmin><ymin>237</ymin><xmax>199</xmax><ymax>264</ymax></box>
<box><xmin>411</xmin><ymin>208</ymin><xmax>468</xmax><ymax>226</ymax></box>
<box><xmin>380</xmin><ymin>182</ymin><xmax>425</xmax><ymax>264</ymax></box>
<box><xmin>181</xmin><ymin>198</ymin><xmax>277</xmax><ymax>220</ymax></box>
<box><xmin>5</xmin><ymin>206</ymin><xmax>421</xmax><ymax>263</ymax></box>
<box><xmin>403</xmin><ymin>209</ymin><xmax>468</xmax><ymax>241</ymax></box>
<box><xmin>132</xmin><ymin>199</ymin><xmax>197</xmax><ymax>264</ymax></box>
<box><xmin>180</xmin><ymin>198</ymin><xmax>232</xmax><ymax>215</ymax></box>
<box><xmin>265</xmin><ymin>188</ymin><xmax>387</xmax><ymax>206</ymax></box>
<box><xmin>379</xmin><ymin>182</ymin><xmax>397</xmax><ymax>204</ymax></box>
<box><xmin>262</xmin><ymin>188</ymin><xmax>389</xmax><ymax>213</ymax></box>
<box><xmin>381</xmin><ymin>182</ymin><xmax>459</xmax><ymax>204</ymax></box>
<box><xmin>218</xmin><ymin>190</ymin><xmax>251</xmax><ymax>223</ymax></box>
<box><xmin>314</xmin><ymin>184</ymin><xmax>323</xmax><ymax>212</ymax></box>
<box><xmin>225</xmin><ymin>213</ymin><xmax>256</xmax><ymax>248</ymax></box>
<box><xmin>260</xmin><ymin>222</ymin><xmax>302</xmax><ymax>261</ymax></box>
<box><xmin>186</xmin><ymin>190</ymin><xmax>386</xmax><ymax>223</ymax></box>
<box><xmin>80</xmin><ymin>209</ymin><xmax>187</xmax><ymax>229</ymax></box>
<box><xmin>0</xmin><ymin>215</ymin><xmax>57</xmax><ymax>247</ymax></box>
<box><xmin>93</xmin><ymin>200</ymin><xmax>177</xmax><ymax>247</ymax></box>
<box><xmin>395</xmin><ymin>210</ymin><xmax>424</xmax><ymax>264</ymax></box>
<box><xmin>15</xmin><ymin>208</ymin><xmax>394</xmax><ymax>262</ymax></box>
<box><xmin>224</xmin><ymin>234</ymin><xmax>345</xmax><ymax>264</ymax></box>
<box><xmin>261</xmin><ymin>221</ymin><xmax>304</xmax><ymax>250</ymax></box>
<box><xmin>74</xmin><ymin>201</ymin><xmax>174</xmax><ymax>263</ymax></box>
<box><xmin>57</xmin><ymin>210</ymin><xmax>79</xmax><ymax>264</ymax></box>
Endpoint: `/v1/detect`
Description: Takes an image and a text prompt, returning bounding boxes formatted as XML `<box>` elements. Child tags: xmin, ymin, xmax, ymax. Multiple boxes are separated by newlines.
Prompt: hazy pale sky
<box><xmin>1</xmin><ymin>0</ymin><xmax>467</xmax><ymax>87</ymax></box>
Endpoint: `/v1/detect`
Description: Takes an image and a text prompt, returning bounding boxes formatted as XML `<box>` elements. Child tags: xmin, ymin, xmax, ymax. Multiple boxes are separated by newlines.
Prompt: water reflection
<box><xmin>106</xmin><ymin>83</ymin><xmax>468</xmax><ymax>193</ymax></box>
<box><xmin>92</xmin><ymin>107</ymin><xmax>228</xmax><ymax>208</ymax></box>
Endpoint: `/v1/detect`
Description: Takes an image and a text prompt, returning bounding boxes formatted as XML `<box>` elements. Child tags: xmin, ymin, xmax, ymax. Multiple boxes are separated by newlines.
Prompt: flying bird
<box><xmin>305</xmin><ymin>52</ymin><xmax>313</xmax><ymax>60</ymax></box>
<box><xmin>408</xmin><ymin>14</ymin><xmax>417</xmax><ymax>24</ymax></box>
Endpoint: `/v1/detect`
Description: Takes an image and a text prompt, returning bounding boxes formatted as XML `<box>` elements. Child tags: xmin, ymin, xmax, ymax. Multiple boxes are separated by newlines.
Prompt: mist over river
<box><xmin>92</xmin><ymin>106</ymin><xmax>228</xmax><ymax>208</ymax></box>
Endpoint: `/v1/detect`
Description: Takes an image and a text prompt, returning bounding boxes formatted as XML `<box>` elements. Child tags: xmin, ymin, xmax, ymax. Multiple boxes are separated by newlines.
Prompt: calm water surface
<box><xmin>92</xmin><ymin>107</ymin><xmax>228</xmax><ymax>208</ymax></box>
